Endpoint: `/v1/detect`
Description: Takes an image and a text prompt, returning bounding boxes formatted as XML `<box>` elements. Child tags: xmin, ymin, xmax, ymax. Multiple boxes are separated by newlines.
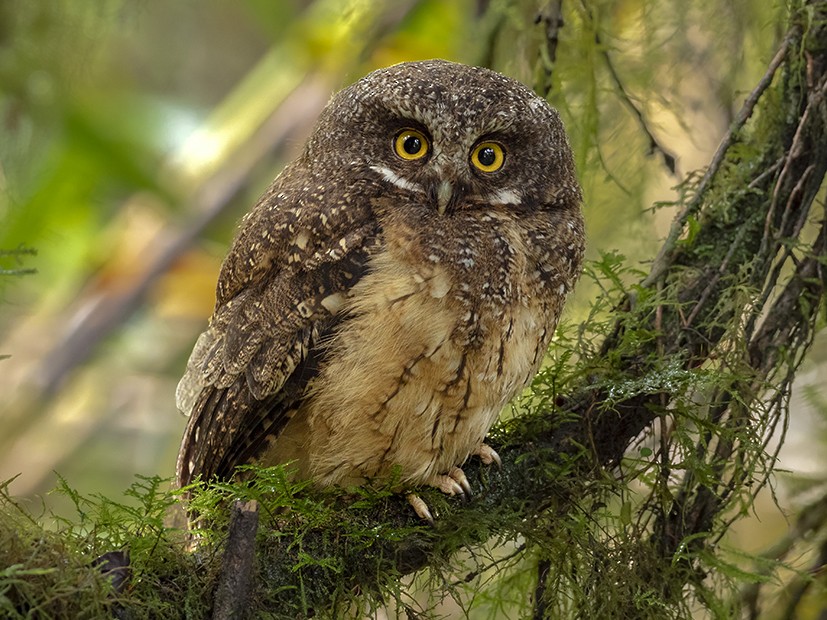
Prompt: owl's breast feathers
<box><xmin>301</xmin><ymin>209</ymin><xmax>581</xmax><ymax>487</ymax></box>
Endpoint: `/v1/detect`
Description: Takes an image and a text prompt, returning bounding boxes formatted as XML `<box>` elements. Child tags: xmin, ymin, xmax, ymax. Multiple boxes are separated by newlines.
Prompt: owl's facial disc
<box><xmin>369</xmin><ymin>124</ymin><xmax>522</xmax><ymax>215</ymax></box>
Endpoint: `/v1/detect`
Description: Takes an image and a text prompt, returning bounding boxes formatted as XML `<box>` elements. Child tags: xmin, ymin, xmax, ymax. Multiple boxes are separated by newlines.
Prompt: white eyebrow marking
<box><xmin>491</xmin><ymin>188</ymin><xmax>522</xmax><ymax>205</ymax></box>
<box><xmin>370</xmin><ymin>165</ymin><xmax>425</xmax><ymax>193</ymax></box>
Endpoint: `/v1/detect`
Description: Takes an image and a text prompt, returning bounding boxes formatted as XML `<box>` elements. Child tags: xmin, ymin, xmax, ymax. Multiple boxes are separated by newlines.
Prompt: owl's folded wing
<box><xmin>175</xmin><ymin>176</ymin><xmax>382</xmax><ymax>487</ymax></box>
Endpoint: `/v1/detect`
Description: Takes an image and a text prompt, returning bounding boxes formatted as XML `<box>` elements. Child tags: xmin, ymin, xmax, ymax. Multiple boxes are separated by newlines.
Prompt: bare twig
<box><xmin>578</xmin><ymin>0</ymin><xmax>677</xmax><ymax>175</ymax></box>
<box><xmin>533</xmin><ymin>558</ymin><xmax>551</xmax><ymax>620</ymax></box>
<box><xmin>213</xmin><ymin>500</ymin><xmax>260</xmax><ymax>620</ymax></box>
<box><xmin>599</xmin><ymin>40</ymin><xmax>677</xmax><ymax>175</ymax></box>
<box><xmin>535</xmin><ymin>0</ymin><xmax>565</xmax><ymax>96</ymax></box>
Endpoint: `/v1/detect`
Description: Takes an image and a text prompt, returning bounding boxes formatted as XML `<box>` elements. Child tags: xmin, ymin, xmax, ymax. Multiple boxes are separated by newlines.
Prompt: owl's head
<box><xmin>304</xmin><ymin>59</ymin><xmax>581</xmax><ymax>216</ymax></box>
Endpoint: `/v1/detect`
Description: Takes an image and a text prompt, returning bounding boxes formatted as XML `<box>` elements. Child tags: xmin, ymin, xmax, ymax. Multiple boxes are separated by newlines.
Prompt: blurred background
<box><xmin>0</xmin><ymin>0</ymin><xmax>824</xmax><ymax>610</ymax></box>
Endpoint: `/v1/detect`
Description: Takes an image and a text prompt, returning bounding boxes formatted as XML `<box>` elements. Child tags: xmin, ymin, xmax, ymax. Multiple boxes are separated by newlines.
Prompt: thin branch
<box><xmin>598</xmin><ymin>38</ymin><xmax>677</xmax><ymax>175</ymax></box>
<box><xmin>578</xmin><ymin>0</ymin><xmax>677</xmax><ymax>175</ymax></box>
<box><xmin>643</xmin><ymin>28</ymin><xmax>797</xmax><ymax>288</ymax></box>
<box><xmin>449</xmin><ymin>542</ymin><xmax>526</xmax><ymax>588</ymax></box>
<box><xmin>533</xmin><ymin>558</ymin><xmax>551</xmax><ymax>620</ymax></box>
<box><xmin>535</xmin><ymin>0</ymin><xmax>565</xmax><ymax>97</ymax></box>
<box><xmin>761</xmin><ymin>71</ymin><xmax>827</xmax><ymax>258</ymax></box>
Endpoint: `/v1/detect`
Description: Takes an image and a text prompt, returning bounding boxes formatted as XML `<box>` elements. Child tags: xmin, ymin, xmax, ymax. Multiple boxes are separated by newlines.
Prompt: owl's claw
<box><xmin>407</xmin><ymin>449</ymin><xmax>503</xmax><ymax>521</ymax></box>
<box><xmin>476</xmin><ymin>443</ymin><xmax>502</xmax><ymax>467</ymax></box>
<box><xmin>407</xmin><ymin>493</ymin><xmax>434</xmax><ymax>524</ymax></box>
<box><xmin>408</xmin><ymin>466</ymin><xmax>474</xmax><ymax>522</ymax></box>
<box><xmin>448</xmin><ymin>466</ymin><xmax>473</xmax><ymax>497</ymax></box>
<box><xmin>429</xmin><ymin>466</ymin><xmax>472</xmax><ymax>497</ymax></box>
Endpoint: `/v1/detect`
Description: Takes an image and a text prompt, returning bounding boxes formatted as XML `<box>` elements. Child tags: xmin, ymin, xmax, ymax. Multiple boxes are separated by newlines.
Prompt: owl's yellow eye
<box><xmin>394</xmin><ymin>129</ymin><xmax>429</xmax><ymax>161</ymax></box>
<box><xmin>471</xmin><ymin>142</ymin><xmax>505</xmax><ymax>173</ymax></box>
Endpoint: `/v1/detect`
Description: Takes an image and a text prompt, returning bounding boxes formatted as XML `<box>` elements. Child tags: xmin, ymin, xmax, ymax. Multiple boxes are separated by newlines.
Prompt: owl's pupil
<box><xmin>403</xmin><ymin>135</ymin><xmax>421</xmax><ymax>155</ymax></box>
<box><xmin>478</xmin><ymin>147</ymin><xmax>496</xmax><ymax>166</ymax></box>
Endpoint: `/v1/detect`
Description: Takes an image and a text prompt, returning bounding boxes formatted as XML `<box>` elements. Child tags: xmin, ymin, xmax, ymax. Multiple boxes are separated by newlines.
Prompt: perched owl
<box><xmin>176</xmin><ymin>59</ymin><xmax>584</xmax><ymax>521</ymax></box>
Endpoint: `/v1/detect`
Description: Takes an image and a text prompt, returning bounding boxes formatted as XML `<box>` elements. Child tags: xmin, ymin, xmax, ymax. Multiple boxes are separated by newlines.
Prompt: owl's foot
<box><xmin>407</xmin><ymin>493</ymin><xmax>434</xmax><ymax>523</ymax></box>
<box><xmin>475</xmin><ymin>443</ymin><xmax>502</xmax><ymax>467</ymax></box>
<box><xmin>407</xmin><ymin>466</ymin><xmax>473</xmax><ymax>523</ymax></box>
<box><xmin>439</xmin><ymin>466</ymin><xmax>473</xmax><ymax>496</ymax></box>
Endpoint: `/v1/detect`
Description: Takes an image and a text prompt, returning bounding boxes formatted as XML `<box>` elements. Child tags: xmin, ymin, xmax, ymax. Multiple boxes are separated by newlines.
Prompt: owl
<box><xmin>176</xmin><ymin>59</ymin><xmax>584</xmax><ymax>521</ymax></box>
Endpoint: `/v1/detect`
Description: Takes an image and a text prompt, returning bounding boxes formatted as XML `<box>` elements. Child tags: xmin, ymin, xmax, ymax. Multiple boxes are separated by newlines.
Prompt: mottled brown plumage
<box><xmin>176</xmin><ymin>60</ymin><xmax>584</xmax><ymax>515</ymax></box>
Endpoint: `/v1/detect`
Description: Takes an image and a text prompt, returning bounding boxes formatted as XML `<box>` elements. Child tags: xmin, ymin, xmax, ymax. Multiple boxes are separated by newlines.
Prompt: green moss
<box><xmin>1</xmin><ymin>475</ymin><xmax>207</xmax><ymax>619</ymax></box>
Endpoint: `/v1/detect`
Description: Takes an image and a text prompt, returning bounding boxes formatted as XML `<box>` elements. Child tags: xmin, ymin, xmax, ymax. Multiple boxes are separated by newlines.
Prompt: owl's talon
<box><xmin>407</xmin><ymin>493</ymin><xmax>434</xmax><ymax>524</ymax></box>
<box><xmin>423</xmin><ymin>467</ymin><xmax>472</xmax><ymax>499</ymax></box>
<box><xmin>448</xmin><ymin>466</ymin><xmax>473</xmax><ymax>497</ymax></box>
<box><xmin>476</xmin><ymin>443</ymin><xmax>502</xmax><ymax>468</ymax></box>
<box><xmin>408</xmin><ymin>467</ymin><xmax>473</xmax><ymax>521</ymax></box>
<box><xmin>440</xmin><ymin>477</ymin><xmax>466</xmax><ymax>498</ymax></box>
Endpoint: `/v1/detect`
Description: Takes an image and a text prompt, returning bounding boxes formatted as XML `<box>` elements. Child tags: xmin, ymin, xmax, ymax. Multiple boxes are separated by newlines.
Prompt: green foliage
<box><xmin>0</xmin><ymin>475</ymin><xmax>205</xmax><ymax>619</ymax></box>
<box><xmin>493</xmin><ymin>261</ymin><xmax>772</xmax><ymax>619</ymax></box>
<box><xmin>0</xmin><ymin>247</ymin><xmax>37</xmax><ymax>279</ymax></box>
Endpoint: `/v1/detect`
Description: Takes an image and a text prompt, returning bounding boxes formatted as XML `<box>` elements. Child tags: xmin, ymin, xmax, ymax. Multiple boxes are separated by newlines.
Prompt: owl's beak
<box><xmin>436</xmin><ymin>180</ymin><xmax>453</xmax><ymax>216</ymax></box>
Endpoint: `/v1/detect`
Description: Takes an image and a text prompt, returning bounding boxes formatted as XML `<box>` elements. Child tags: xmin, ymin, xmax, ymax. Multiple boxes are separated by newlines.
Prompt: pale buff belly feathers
<box><xmin>261</xmin><ymin>243</ymin><xmax>554</xmax><ymax>489</ymax></box>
